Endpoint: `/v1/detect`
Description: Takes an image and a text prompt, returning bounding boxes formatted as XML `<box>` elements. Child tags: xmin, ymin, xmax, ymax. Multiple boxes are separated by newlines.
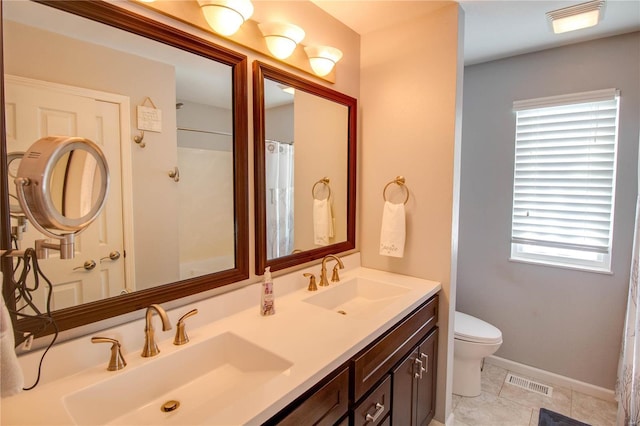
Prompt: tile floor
<box><xmin>443</xmin><ymin>363</ymin><xmax>618</xmax><ymax>426</ymax></box>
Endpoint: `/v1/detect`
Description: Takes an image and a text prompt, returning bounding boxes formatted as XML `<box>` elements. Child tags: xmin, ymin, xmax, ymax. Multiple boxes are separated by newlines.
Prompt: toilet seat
<box><xmin>454</xmin><ymin>311</ymin><xmax>502</xmax><ymax>344</ymax></box>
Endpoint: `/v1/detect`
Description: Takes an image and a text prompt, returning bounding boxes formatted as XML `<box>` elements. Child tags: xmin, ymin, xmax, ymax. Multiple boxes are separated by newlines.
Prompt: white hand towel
<box><xmin>313</xmin><ymin>198</ymin><xmax>332</xmax><ymax>246</ymax></box>
<box><xmin>1</xmin><ymin>285</ymin><xmax>24</xmax><ymax>397</ymax></box>
<box><xmin>379</xmin><ymin>201</ymin><xmax>406</xmax><ymax>257</ymax></box>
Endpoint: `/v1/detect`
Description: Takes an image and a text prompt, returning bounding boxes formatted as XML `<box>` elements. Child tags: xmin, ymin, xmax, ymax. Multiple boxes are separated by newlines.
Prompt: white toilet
<box><xmin>453</xmin><ymin>311</ymin><xmax>503</xmax><ymax>397</ymax></box>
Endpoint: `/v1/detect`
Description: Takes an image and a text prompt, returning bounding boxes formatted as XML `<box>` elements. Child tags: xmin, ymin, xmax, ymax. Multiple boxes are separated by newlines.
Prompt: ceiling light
<box><xmin>197</xmin><ymin>0</ymin><xmax>254</xmax><ymax>36</ymax></box>
<box><xmin>278</xmin><ymin>85</ymin><xmax>295</xmax><ymax>95</ymax></box>
<box><xmin>258</xmin><ymin>22</ymin><xmax>305</xmax><ymax>60</ymax></box>
<box><xmin>304</xmin><ymin>46</ymin><xmax>343</xmax><ymax>77</ymax></box>
<box><xmin>546</xmin><ymin>0</ymin><xmax>605</xmax><ymax>34</ymax></box>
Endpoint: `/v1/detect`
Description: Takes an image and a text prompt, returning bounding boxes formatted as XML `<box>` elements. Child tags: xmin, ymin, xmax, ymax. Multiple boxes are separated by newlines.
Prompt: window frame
<box><xmin>509</xmin><ymin>89</ymin><xmax>620</xmax><ymax>273</ymax></box>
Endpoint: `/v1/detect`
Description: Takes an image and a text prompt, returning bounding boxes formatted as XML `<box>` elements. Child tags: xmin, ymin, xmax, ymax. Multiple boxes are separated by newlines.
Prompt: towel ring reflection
<box><xmin>383</xmin><ymin>176</ymin><xmax>410</xmax><ymax>205</ymax></box>
<box><xmin>312</xmin><ymin>177</ymin><xmax>331</xmax><ymax>200</ymax></box>
<box><xmin>133</xmin><ymin>130</ymin><xmax>145</xmax><ymax>148</ymax></box>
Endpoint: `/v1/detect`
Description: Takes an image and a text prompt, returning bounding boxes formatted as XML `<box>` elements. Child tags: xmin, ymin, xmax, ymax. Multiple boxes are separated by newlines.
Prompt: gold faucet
<box><xmin>304</xmin><ymin>273</ymin><xmax>318</xmax><ymax>291</ymax></box>
<box><xmin>173</xmin><ymin>308</ymin><xmax>198</xmax><ymax>346</ymax></box>
<box><xmin>141</xmin><ymin>304</ymin><xmax>172</xmax><ymax>357</ymax></box>
<box><xmin>91</xmin><ymin>336</ymin><xmax>127</xmax><ymax>371</ymax></box>
<box><xmin>319</xmin><ymin>254</ymin><xmax>344</xmax><ymax>286</ymax></box>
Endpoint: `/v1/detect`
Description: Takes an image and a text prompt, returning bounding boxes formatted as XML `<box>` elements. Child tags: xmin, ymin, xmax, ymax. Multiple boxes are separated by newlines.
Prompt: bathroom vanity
<box><xmin>1</xmin><ymin>257</ymin><xmax>441</xmax><ymax>425</ymax></box>
<box><xmin>268</xmin><ymin>294</ymin><xmax>438</xmax><ymax>425</ymax></box>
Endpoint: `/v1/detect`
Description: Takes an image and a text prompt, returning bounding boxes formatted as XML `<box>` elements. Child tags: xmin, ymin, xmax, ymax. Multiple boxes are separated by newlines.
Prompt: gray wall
<box><xmin>457</xmin><ymin>32</ymin><xmax>640</xmax><ymax>389</ymax></box>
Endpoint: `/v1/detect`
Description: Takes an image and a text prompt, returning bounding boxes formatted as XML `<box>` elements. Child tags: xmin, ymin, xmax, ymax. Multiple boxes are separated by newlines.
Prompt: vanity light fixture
<box><xmin>546</xmin><ymin>0</ymin><xmax>605</xmax><ymax>34</ymax></box>
<box><xmin>304</xmin><ymin>46</ymin><xmax>343</xmax><ymax>77</ymax></box>
<box><xmin>197</xmin><ymin>0</ymin><xmax>254</xmax><ymax>36</ymax></box>
<box><xmin>258</xmin><ymin>22</ymin><xmax>305</xmax><ymax>60</ymax></box>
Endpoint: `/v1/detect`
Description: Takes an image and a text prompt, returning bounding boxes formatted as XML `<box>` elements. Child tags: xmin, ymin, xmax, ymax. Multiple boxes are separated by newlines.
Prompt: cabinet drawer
<box><xmin>352</xmin><ymin>295</ymin><xmax>438</xmax><ymax>401</ymax></box>
<box><xmin>354</xmin><ymin>375</ymin><xmax>391</xmax><ymax>426</ymax></box>
<box><xmin>276</xmin><ymin>367</ymin><xmax>349</xmax><ymax>426</ymax></box>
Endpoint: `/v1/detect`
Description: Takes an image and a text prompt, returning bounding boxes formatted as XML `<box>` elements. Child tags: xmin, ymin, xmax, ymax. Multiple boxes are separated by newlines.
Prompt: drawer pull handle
<box><xmin>414</xmin><ymin>358</ymin><xmax>424</xmax><ymax>379</ymax></box>
<box><xmin>421</xmin><ymin>353</ymin><xmax>429</xmax><ymax>374</ymax></box>
<box><xmin>365</xmin><ymin>402</ymin><xmax>385</xmax><ymax>423</ymax></box>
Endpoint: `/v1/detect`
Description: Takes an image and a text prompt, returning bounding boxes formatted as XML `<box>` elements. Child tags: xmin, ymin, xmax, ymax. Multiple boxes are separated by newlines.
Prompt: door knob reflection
<box><xmin>100</xmin><ymin>251</ymin><xmax>121</xmax><ymax>263</ymax></box>
<box><xmin>73</xmin><ymin>260</ymin><xmax>96</xmax><ymax>271</ymax></box>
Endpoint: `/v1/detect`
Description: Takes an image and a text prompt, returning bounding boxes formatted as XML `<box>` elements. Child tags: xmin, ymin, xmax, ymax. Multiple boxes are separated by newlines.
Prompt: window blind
<box><xmin>511</xmin><ymin>90</ymin><xmax>620</xmax><ymax>255</ymax></box>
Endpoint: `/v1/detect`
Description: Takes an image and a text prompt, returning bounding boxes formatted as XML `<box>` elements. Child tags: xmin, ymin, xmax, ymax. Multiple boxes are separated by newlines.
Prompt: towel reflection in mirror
<box><xmin>313</xmin><ymin>178</ymin><xmax>334</xmax><ymax>246</ymax></box>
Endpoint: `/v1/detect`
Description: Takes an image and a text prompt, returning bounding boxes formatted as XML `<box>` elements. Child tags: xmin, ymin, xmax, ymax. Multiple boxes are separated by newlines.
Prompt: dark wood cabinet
<box><xmin>267</xmin><ymin>294</ymin><xmax>439</xmax><ymax>426</ymax></box>
<box><xmin>392</xmin><ymin>328</ymin><xmax>439</xmax><ymax>426</ymax></box>
<box><xmin>351</xmin><ymin>296</ymin><xmax>438</xmax><ymax>402</ymax></box>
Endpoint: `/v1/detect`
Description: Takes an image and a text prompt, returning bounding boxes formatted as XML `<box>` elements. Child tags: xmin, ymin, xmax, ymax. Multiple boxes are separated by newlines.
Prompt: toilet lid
<box><xmin>454</xmin><ymin>311</ymin><xmax>502</xmax><ymax>344</ymax></box>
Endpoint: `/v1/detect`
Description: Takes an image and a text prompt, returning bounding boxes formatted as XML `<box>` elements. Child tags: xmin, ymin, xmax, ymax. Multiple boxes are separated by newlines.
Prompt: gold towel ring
<box><xmin>312</xmin><ymin>177</ymin><xmax>331</xmax><ymax>200</ymax></box>
<box><xmin>383</xmin><ymin>176</ymin><xmax>410</xmax><ymax>205</ymax></box>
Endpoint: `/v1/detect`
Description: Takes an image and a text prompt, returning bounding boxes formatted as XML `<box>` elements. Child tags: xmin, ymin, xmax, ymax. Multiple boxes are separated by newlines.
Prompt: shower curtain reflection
<box><xmin>265</xmin><ymin>140</ymin><xmax>294</xmax><ymax>259</ymax></box>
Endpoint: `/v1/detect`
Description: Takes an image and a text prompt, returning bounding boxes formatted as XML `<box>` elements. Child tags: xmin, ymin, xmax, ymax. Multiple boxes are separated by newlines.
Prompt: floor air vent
<box><xmin>505</xmin><ymin>373</ymin><xmax>553</xmax><ymax>397</ymax></box>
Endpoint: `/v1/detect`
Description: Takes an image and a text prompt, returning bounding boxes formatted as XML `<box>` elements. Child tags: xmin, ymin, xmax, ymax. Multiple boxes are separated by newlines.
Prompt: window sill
<box><xmin>508</xmin><ymin>256</ymin><xmax>613</xmax><ymax>275</ymax></box>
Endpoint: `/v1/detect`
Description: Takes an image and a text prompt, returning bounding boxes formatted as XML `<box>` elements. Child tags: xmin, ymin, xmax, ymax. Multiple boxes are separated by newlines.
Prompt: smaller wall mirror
<box><xmin>253</xmin><ymin>61</ymin><xmax>357</xmax><ymax>273</ymax></box>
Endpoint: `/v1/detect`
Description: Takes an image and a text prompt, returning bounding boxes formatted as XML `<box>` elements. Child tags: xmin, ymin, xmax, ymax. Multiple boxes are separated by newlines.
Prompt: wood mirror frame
<box><xmin>253</xmin><ymin>60</ymin><xmax>356</xmax><ymax>274</ymax></box>
<box><xmin>0</xmin><ymin>0</ymin><xmax>249</xmax><ymax>336</ymax></box>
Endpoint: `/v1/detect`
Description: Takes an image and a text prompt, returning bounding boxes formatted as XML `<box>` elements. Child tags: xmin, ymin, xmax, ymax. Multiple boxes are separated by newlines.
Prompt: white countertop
<box><xmin>1</xmin><ymin>258</ymin><xmax>440</xmax><ymax>425</ymax></box>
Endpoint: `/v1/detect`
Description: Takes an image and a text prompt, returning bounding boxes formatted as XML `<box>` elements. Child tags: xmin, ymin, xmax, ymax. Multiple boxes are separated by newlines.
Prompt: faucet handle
<box><xmin>304</xmin><ymin>273</ymin><xmax>318</xmax><ymax>291</ymax></box>
<box><xmin>331</xmin><ymin>265</ymin><xmax>341</xmax><ymax>282</ymax></box>
<box><xmin>173</xmin><ymin>308</ymin><xmax>198</xmax><ymax>345</ymax></box>
<box><xmin>91</xmin><ymin>336</ymin><xmax>127</xmax><ymax>371</ymax></box>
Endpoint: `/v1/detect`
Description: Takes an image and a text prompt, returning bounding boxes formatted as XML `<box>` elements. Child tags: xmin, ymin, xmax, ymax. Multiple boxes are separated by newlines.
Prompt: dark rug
<box><xmin>538</xmin><ymin>408</ymin><xmax>591</xmax><ymax>426</ymax></box>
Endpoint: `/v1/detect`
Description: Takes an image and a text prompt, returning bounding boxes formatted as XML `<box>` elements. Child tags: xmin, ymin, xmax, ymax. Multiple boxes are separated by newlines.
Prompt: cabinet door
<box><xmin>391</xmin><ymin>328</ymin><xmax>438</xmax><ymax>426</ymax></box>
<box><xmin>416</xmin><ymin>328</ymin><xmax>438</xmax><ymax>426</ymax></box>
<box><xmin>391</xmin><ymin>347</ymin><xmax>419</xmax><ymax>426</ymax></box>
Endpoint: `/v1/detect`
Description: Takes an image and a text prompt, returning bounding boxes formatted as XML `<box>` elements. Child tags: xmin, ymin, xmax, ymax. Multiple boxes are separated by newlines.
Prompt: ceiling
<box><xmin>311</xmin><ymin>0</ymin><xmax>640</xmax><ymax>65</ymax></box>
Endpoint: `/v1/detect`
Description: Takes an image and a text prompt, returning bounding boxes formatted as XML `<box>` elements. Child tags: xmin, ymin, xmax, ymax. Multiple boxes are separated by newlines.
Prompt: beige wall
<box><xmin>294</xmin><ymin>90</ymin><xmax>349</xmax><ymax>250</ymax></box>
<box><xmin>265</xmin><ymin>104</ymin><xmax>294</xmax><ymax>143</ymax></box>
<box><xmin>360</xmin><ymin>3</ymin><xmax>464</xmax><ymax>422</ymax></box>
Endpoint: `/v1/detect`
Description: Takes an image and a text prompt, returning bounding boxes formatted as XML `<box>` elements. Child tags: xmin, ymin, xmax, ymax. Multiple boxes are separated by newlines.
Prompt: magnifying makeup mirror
<box><xmin>13</xmin><ymin>136</ymin><xmax>110</xmax><ymax>259</ymax></box>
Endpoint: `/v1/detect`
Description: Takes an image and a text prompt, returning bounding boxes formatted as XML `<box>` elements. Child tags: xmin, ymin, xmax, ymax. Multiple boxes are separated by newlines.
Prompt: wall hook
<box><xmin>133</xmin><ymin>131</ymin><xmax>145</xmax><ymax>148</ymax></box>
<box><xmin>168</xmin><ymin>167</ymin><xmax>180</xmax><ymax>182</ymax></box>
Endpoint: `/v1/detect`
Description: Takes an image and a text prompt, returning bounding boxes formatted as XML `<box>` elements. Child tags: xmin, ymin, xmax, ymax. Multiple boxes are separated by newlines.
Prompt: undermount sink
<box><xmin>63</xmin><ymin>332</ymin><xmax>292</xmax><ymax>425</ymax></box>
<box><xmin>303</xmin><ymin>277</ymin><xmax>411</xmax><ymax>318</ymax></box>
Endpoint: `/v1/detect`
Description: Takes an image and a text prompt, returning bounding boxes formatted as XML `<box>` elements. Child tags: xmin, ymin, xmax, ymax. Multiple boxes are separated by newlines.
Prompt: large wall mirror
<box><xmin>0</xmin><ymin>0</ymin><xmax>249</xmax><ymax>334</ymax></box>
<box><xmin>253</xmin><ymin>61</ymin><xmax>356</xmax><ymax>273</ymax></box>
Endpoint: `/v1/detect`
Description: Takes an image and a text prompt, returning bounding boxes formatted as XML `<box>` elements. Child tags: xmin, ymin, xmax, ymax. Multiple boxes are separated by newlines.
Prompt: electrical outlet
<box><xmin>22</xmin><ymin>333</ymin><xmax>34</xmax><ymax>351</ymax></box>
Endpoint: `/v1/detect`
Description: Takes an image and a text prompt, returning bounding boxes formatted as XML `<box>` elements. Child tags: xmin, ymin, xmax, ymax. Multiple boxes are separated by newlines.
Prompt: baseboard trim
<box><xmin>486</xmin><ymin>355</ymin><xmax>615</xmax><ymax>402</ymax></box>
<box><xmin>446</xmin><ymin>412</ymin><xmax>455</xmax><ymax>426</ymax></box>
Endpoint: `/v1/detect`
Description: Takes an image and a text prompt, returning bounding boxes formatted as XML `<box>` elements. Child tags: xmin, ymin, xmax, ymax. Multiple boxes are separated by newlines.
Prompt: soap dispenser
<box><xmin>260</xmin><ymin>267</ymin><xmax>275</xmax><ymax>316</ymax></box>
